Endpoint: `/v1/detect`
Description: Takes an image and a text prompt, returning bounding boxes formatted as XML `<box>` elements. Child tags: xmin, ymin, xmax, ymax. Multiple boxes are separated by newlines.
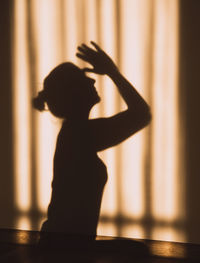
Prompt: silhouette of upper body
<box><xmin>33</xmin><ymin>41</ymin><xmax>151</xmax><ymax>238</ymax></box>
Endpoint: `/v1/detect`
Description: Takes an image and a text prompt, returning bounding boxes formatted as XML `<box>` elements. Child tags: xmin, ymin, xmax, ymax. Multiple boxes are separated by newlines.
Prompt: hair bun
<box><xmin>32</xmin><ymin>92</ymin><xmax>46</xmax><ymax>111</ymax></box>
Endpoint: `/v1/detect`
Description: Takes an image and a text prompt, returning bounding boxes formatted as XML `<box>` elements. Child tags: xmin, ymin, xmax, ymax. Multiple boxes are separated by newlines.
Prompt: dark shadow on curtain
<box><xmin>142</xmin><ymin>0</ymin><xmax>154</xmax><ymax>239</ymax></box>
<box><xmin>0</xmin><ymin>0</ymin><xmax>15</xmax><ymax>228</ymax></box>
<box><xmin>114</xmin><ymin>0</ymin><xmax>124</xmax><ymax>237</ymax></box>
<box><xmin>95</xmin><ymin>0</ymin><xmax>105</xmax><ymax>118</ymax></box>
<box><xmin>179</xmin><ymin>0</ymin><xmax>200</xmax><ymax>244</ymax></box>
<box><xmin>26</xmin><ymin>0</ymin><xmax>41</xmax><ymax>229</ymax></box>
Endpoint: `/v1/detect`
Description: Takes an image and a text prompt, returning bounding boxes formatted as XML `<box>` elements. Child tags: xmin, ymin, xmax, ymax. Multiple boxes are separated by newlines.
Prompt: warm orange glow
<box><xmin>151</xmin><ymin>0</ymin><xmax>180</xmax><ymax>221</ymax></box>
<box><xmin>152</xmin><ymin>225</ymin><xmax>186</xmax><ymax>243</ymax></box>
<box><xmin>150</xmin><ymin>238</ymin><xmax>186</xmax><ymax>258</ymax></box>
<box><xmin>16</xmin><ymin>215</ymin><xmax>31</xmax><ymax>231</ymax></box>
<box><xmin>31</xmin><ymin>0</ymin><xmax>62</xmax><ymax>211</ymax></box>
<box><xmin>119</xmin><ymin>0</ymin><xmax>152</xmax><ymax>219</ymax></box>
<box><xmin>97</xmin><ymin>222</ymin><xmax>117</xmax><ymax>237</ymax></box>
<box><xmin>36</xmin><ymin>114</ymin><xmax>60</xmax><ymax>211</ymax></box>
<box><xmin>63</xmin><ymin>0</ymin><xmax>78</xmax><ymax>63</ymax></box>
<box><xmin>13</xmin><ymin>0</ymin><xmax>184</xmax><ymax>243</ymax></box>
<box><xmin>121</xmin><ymin>135</ymin><xmax>145</xmax><ymax>218</ymax></box>
<box><xmin>13</xmin><ymin>0</ymin><xmax>31</xmax><ymax>211</ymax></box>
<box><xmin>121</xmin><ymin>223</ymin><xmax>145</xmax><ymax>239</ymax></box>
<box><xmin>84</xmin><ymin>0</ymin><xmax>98</xmax><ymax>41</ymax></box>
<box><xmin>97</xmin><ymin>0</ymin><xmax>118</xmax><ymax>217</ymax></box>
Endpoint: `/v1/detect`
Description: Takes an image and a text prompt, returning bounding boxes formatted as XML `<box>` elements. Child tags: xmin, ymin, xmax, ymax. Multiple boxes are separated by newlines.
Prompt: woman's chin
<box><xmin>90</xmin><ymin>95</ymin><xmax>101</xmax><ymax>108</ymax></box>
<box><xmin>95</xmin><ymin>95</ymin><xmax>101</xmax><ymax>104</ymax></box>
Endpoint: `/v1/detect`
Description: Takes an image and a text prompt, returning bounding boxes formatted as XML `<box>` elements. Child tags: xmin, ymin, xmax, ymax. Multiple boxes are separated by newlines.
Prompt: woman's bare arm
<box><xmin>107</xmin><ymin>66</ymin><xmax>151</xmax><ymax>115</ymax></box>
<box><xmin>76</xmin><ymin>41</ymin><xmax>151</xmax><ymax>151</ymax></box>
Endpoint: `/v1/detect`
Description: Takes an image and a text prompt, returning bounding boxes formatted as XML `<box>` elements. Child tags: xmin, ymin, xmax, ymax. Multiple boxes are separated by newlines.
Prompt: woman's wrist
<box><xmin>106</xmin><ymin>65</ymin><xmax>120</xmax><ymax>79</ymax></box>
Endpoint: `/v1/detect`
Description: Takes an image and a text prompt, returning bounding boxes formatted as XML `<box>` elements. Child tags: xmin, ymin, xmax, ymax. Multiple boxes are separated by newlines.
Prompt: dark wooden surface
<box><xmin>0</xmin><ymin>229</ymin><xmax>200</xmax><ymax>262</ymax></box>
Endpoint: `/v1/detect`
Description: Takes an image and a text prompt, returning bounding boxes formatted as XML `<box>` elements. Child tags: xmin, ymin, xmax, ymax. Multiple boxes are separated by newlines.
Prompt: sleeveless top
<box><xmin>41</xmin><ymin>120</ymin><xmax>107</xmax><ymax>236</ymax></box>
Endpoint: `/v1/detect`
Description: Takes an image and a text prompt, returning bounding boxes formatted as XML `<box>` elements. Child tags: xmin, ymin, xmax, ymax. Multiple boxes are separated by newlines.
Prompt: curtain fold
<box><xmin>12</xmin><ymin>0</ymin><xmax>185</xmax><ymax>242</ymax></box>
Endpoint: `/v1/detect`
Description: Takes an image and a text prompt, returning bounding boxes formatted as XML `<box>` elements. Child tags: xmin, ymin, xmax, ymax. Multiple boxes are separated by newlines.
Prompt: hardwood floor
<box><xmin>0</xmin><ymin>229</ymin><xmax>199</xmax><ymax>262</ymax></box>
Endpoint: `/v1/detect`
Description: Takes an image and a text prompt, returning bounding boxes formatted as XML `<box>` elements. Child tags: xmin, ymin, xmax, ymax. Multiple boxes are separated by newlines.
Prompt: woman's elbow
<box><xmin>141</xmin><ymin>106</ymin><xmax>152</xmax><ymax>127</ymax></box>
<box><xmin>129</xmin><ymin>105</ymin><xmax>152</xmax><ymax>128</ymax></box>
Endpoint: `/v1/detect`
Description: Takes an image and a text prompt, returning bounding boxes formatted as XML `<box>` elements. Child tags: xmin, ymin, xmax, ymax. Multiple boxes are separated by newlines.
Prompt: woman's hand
<box><xmin>76</xmin><ymin>41</ymin><xmax>118</xmax><ymax>76</ymax></box>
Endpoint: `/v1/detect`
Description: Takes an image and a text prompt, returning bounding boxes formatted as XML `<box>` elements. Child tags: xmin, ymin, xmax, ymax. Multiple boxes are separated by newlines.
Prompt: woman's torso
<box><xmin>41</xmin><ymin>120</ymin><xmax>107</xmax><ymax>236</ymax></box>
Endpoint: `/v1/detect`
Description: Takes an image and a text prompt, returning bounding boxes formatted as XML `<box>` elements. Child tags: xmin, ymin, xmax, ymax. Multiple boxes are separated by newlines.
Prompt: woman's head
<box><xmin>32</xmin><ymin>62</ymin><xmax>100</xmax><ymax>119</ymax></box>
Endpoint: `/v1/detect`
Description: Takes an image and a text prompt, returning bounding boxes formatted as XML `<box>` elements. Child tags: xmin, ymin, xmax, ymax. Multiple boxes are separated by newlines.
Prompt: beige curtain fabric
<box><xmin>12</xmin><ymin>0</ymin><xmax>185</xmax><ymax>242</ymax></box>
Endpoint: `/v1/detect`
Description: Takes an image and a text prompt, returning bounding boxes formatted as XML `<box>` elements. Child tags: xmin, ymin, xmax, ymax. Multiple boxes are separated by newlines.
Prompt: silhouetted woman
<box><xmin>33</xmin><ymin>42</ymin><xmax>151</xmax><ymax>244</ymax></box>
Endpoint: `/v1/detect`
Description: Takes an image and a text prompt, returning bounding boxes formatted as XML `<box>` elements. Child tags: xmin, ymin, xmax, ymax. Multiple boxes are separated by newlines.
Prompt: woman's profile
<box><xmin>33</xmin><ymin>41</ymin><xmax>151</xmax><ymax>245</ymax></box>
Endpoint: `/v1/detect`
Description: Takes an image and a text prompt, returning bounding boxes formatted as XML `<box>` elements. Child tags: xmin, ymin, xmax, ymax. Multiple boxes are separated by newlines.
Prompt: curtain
<box><xmin>12</xmin><ymin>0</ymin><xmax>185</xmax><ymax>242</ymax></box>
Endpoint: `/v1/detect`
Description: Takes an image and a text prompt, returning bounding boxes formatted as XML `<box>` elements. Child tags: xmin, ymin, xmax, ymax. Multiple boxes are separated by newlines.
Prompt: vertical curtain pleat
<box><xmin>12</xmin><ymin>0</ymin><xmax>184</xmax><ymax>242</ymax></box>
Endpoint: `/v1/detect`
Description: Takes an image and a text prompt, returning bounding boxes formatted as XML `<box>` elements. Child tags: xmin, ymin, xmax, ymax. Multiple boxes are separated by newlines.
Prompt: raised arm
<box><xmin>76</xmin><ymin>41</ymin><xmax>151</xmax><ymax>151</ymax></box>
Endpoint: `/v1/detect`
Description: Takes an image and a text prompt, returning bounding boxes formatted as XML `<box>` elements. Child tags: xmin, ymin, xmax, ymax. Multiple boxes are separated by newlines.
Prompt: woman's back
<box><xmin>41</xmin><ymin>120</ymin><xmax>108</xmax><ymax>235</ymax></box>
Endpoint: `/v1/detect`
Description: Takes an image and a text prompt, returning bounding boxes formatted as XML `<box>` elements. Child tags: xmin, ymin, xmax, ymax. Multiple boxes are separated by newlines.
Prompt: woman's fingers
<box><xmin>77</xmin><ymin>46</ymin><xmax>86</xmax><ymax>53</ymax></box>
<box><xmin>77</xmin><ymin>43</ymin><xmax>97</xmax><ymax>65</ymax></box>
<box><xmin>83</xmin><ymin>67</ymin><xmax>95</xmax><ymax>73</ymax></box>
<box><xmin>77</xmin><ymin>42</ymin><xmax>100</xmax><ymax>56</ymax></box>
<box><xmin>90</xmin><ymin>41</ymin><xmax>101</xmax><ymax>52</ymax></box>
<box><xmin>81</xmin><ymin>43</ymin><xmax>95</xmax><ymax>53</ymax></box>
<box><xmin>76</xmin><ymin>53</ymin><xmax>90</xmax><ymax>63</ymax></box>
<box><xmin>77</xmin><ymin>41</ymin><xmax>117</xmax><ymax>75</ymax></box>
<box><xmin>77</xmin><ymin>42</ymin><xmax>108</xmax><ymax>75</ymax></box>
<box><xmin>78</xmin><ymin>43</ymin><xmax>96</xmax><ymax>56</ymax></box>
